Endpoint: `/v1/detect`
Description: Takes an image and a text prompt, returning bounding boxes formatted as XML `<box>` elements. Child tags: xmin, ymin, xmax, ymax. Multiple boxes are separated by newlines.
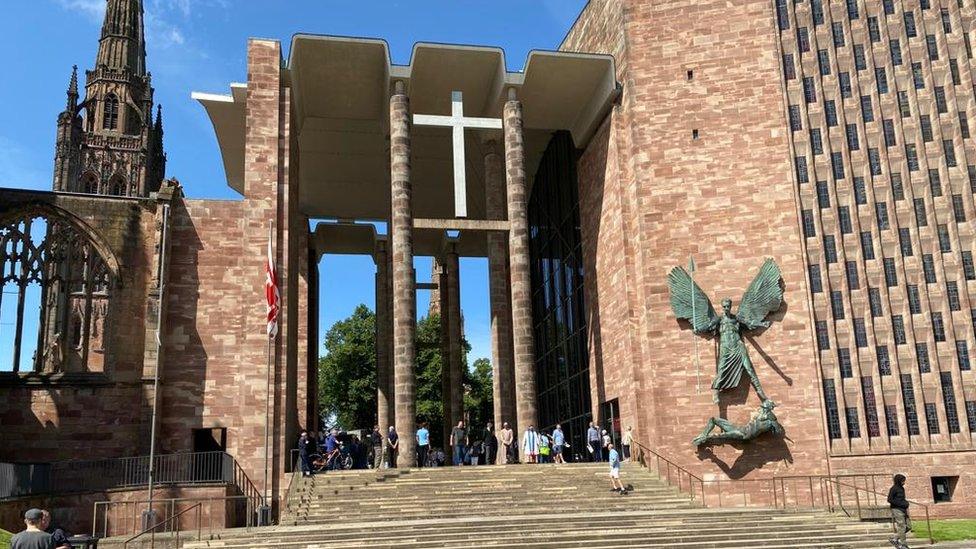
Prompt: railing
<box><xmin>93</xmin><ymin>495</ymin><xmax>263</xmax><ymax>540</ymax></box>
<box><xmin>1</xmin><ymin>452</ymin><xmax>261</xmax><ymax>501</ymax></box>
<box><xmin>822</xmin><ymin>478</ymin><xmax>933</xmax><ymax>545</ymax></box>
<box><xmin>631</xmin><ymin>439</ymin><xmax>706</xmax><ymax>506</ymax></box>
<box><xmin>123</xmin><ymin>502</ymin><xmax>202</xmax><ymax>548</ymax></box>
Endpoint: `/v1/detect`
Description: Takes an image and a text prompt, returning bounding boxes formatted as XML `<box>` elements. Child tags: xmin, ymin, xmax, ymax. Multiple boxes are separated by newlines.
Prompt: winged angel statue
<box><xmin>667</xmin><ymin>258</ymin><xmax>783</xmax><ymax>404</ymax></box>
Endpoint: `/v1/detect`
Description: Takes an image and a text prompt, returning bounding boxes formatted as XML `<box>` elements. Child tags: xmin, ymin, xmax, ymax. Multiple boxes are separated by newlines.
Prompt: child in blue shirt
<box><xmin>608</xmin><ymin>443</ymin><xmax>626</xmax><ymax>494</ymax></box>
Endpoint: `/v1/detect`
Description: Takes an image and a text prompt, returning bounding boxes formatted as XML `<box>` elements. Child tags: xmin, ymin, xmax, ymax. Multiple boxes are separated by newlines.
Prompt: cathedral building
<box><xmin>0</xmin><ymin>0</ymin><xmax>973</xmax><ymax>534</ymax></box>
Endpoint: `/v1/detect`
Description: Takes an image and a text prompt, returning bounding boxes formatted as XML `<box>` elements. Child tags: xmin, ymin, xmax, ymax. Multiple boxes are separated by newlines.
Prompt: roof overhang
<box><xmin>193</xmin><ymin>35</ymin><xmax>618</xmax><ymax>243</ymax></box>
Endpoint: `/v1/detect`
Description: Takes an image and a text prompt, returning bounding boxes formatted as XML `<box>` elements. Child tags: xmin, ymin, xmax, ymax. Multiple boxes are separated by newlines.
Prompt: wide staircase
<box><xmin>177</xmin><ymin>462</ymin><xmax>901</xmax><ymax>548</ymax></box>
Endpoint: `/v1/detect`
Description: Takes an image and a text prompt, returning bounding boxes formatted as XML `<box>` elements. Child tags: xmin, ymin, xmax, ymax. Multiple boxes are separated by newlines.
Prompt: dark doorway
<box><xmin>192</xmin><ymin>427</ymin><xmax>227</xmax><ymax>453</ymax></box>
<box><xmin>599</xmin><ymin>398</ymin><xmax>621</xmax><ymax>448</ymax></box>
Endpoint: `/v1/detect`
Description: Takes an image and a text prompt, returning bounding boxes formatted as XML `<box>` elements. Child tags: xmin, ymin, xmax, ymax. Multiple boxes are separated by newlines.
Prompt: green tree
<box><xmin>465</xmin><ymin>357</ymin><xmax>494</xmax><ymax>437</ymax></box>
<box><xmin>318</xmin><ymin>304</ymin><xmax>376</xmax><ymax>430</ymax></box>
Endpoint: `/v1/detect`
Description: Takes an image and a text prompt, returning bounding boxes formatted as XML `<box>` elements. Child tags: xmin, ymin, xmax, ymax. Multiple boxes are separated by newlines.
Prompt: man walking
<box><xmin>552</xmin><ymin>424</ymin><xmax>566</xmax><ymax>464</ymax></box>
<box><xmin>416</xmin><ymin>422</ymin><xmax>431</xmax><ymax>467</ymax></box>
<box><xmin>608</xmin><ymin>443</ymin><xmax>625</xmax><ymax>495</ymax></box>
<box><xmin>483</xmin><ymin>422</ymin><xmax>498</xmax><ymax>465</ymax></box>
<box><xmin>450</xmin><ymin>420</ymin><xmax>468</xmax><ymax>466</ymax></box>
<box><xmin>587</xmin><ymin>422</ymin><xmax>602</xmax><ymax>462</ymax></box>
<box><xmin>499</xmin><ymin>422</ymin><xmax>514</xmax><ymax>464</ymax></box>
<box><xmin>10</xmin><ymin>508</ymin><xmax>55</xmax><ymax>549</ymax></box>
<box><xmin>370</xmin><ymin>425</ymin><xmax>384</xmax><ymax>469</ymax></box>
<box><xmin>887</xmin><ymin>474</ymin><xmax>911</xmax><ymax>548</ymax></box>
<box><xmin>297</xmin><ymin>430</ymin><xmax>313</xmax><ymax>477</ymax></box>
<box><xmin>622</xmin><ymin>426</ymin><xmax>633</xmax><ymax>462</ymax></box>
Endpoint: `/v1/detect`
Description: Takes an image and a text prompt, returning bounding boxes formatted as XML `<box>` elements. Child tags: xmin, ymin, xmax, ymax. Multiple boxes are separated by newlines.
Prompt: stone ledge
<box><xmin>0</xmin><ymin>372</ymin><xmax>113</xmax><ymax>387</ymax></box>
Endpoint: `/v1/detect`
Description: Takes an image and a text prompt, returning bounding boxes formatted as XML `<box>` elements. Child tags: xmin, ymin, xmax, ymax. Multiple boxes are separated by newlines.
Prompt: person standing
<box><xmin>416</xmin><ymin>422</ymin><xmax>431</xmax><ymax>467</ymax></box>
<box><xmin>887</xmin><ymin>474</ymin><xmax>911</xmax><ymax>548</ymax></box>
<box><xmin>483</xmin><ymin>422</ymin><xmax>498</xmax><ymax>465</ymax></box>
<box><xmin>538</xmin><ymin>431</ymin><xmax>551</xmax><ymax>463</ymax></box>
<box><xmin>297</xmin><ymin>430</ymin><xmax>313</xmax><ymax>477</ymax></box>
<box><xmin>552</xmin><ymin>424</ymin><xmax>566</xmax><ymax>464</ymax></box>
<box><xmin>587</xmin><ymin>422</ymin><xmax>602</xmax><ymax>462</ymax></box>
<box><xmin>450</xmin><ymin>420</ymin><xmax>468</xmax><ymax>466</ymax></box>
<box><xmin>10</xmin><ymin>508</ymin><xmax>55</xmax><ymax>549</ymax></box>
<box><xmin>40</xmin><ymin>510</ymin><xmax>70</xmax><ymax>549</ymax></box>
<box><xmin>370</xmin><ymin>426</ymin><xmax>384</xmax><ymax>469</ymax></box>
<box><xmin>622</xmin><ymin>426</ymin><xmax>633</xmax><ymax>462</ymax></box>
<box><xmin>387</xmin><ymin>426</ymin><xmax>399</xmax><ymax>468</ymax></box>
<box><xmin>499</xmin><ymin>422</ymin><xmax>514</xmax><ymax>464</ymax></box>
<box><xmin>522</xmin><ymin>425</ymin><xmax>540</xmax><ymax>464</ymax></box>
<box><xmin>601</xmin><ymin>429</ymin><xmax>611</xmax><ymax>461</ymax></box>
<box><xmin>608</xmin><ymin>443</ymin><xmax>625</xmax><ymax>494</ymax></box>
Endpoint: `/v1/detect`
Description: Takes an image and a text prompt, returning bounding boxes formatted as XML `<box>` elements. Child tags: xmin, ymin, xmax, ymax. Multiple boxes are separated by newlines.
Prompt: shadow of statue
<box><xmin>694</xmin><ymin>431</ymin><xmax>794</xmax><ymax>480</ymax></box>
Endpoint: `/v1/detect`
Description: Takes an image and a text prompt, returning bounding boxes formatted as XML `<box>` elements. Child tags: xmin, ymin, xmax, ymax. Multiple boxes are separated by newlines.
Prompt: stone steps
<box><xmin>172</xmin><ymin>463</ymin><xmax>898</xmax><ymax>548</ymax></box>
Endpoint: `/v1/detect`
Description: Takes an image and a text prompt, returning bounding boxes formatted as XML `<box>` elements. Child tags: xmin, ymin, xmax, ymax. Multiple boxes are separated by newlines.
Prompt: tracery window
<box><xmin>103</xmin><ymin>94</ymin><xmax>120</xmax><ymax>131</ymax></box>
<box><xmin>0</xmin><ymin>209</ymin><xmax>116</xmax><ymax>373</ymax></box>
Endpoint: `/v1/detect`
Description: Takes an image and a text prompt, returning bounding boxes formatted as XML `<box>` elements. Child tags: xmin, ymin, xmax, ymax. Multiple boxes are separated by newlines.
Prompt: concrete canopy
<box><xmin>193</xmin><ymin>35</ymin><xmax>617</xmax><ymax>256</ymax></box>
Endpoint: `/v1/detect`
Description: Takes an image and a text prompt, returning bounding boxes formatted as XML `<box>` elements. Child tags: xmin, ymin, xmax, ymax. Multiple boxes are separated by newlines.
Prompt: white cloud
<box><xmin>146</xmin><ymin>14</ymin><xmax>186</xmax><ymax>48</ymax></box>
<box><xmin>56</xmin><ymin>0</ymin><xmax>105</xmax><ymax>21</ymax></box>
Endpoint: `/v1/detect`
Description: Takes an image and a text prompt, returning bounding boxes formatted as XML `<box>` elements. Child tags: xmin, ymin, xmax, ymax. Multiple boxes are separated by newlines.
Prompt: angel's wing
<box><xmin>667</xmin><ymin>266</ymin><xmax>718</xmax><ymax>333</ymax></box>
<box><xmin>737</xmin><ymin>258</ymin><xmax>783</xmax><ymax>330</ymax></box>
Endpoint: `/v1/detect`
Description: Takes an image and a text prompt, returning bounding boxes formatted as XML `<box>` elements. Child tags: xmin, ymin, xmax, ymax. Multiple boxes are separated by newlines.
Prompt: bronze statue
<box><xmin>692</xmin><ymin>400</ymin><xmax>784</xmax><ymax>447</ymax></box>
<box><xmin>668</xmin><ymin>258</ymin><xmax>783</xmax><ymax>403</ymax></box>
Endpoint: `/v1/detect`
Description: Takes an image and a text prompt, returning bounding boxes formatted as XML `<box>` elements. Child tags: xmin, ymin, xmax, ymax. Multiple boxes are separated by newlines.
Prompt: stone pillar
<box><xmin>437</xmin><ymin>258</ymin><xmax>452</xmax><ymax>452</ymax></box>
<box><xmin>390</xmin><ymin>81</ymin><xmax>417</xmax><ymax>467</ymax></box>
<box><xmin>484</xmin><ymin>139</ymin><xmax>516</xmax><ymax>448</ymax></box>
<box><xmin>504</xmin><ymin>88</ymin><xmax>538</xmax><ymax>440</ymax></box>
<box><xmin>374</xmin><ymin>238</ymin><xmax>392</xmax><ymax>435</ymax></box>
<box><xmin>445</xmin><ymin>243</ymin><xmax>463</xmax><ymax>433</ymax></box>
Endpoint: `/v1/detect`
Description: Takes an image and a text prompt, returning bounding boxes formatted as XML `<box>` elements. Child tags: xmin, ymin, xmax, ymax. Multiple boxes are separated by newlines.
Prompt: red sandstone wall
<box><xmin>565</xmin><ymin>0</ymin><xmax>831</xmax><ymax>480</ymax></box>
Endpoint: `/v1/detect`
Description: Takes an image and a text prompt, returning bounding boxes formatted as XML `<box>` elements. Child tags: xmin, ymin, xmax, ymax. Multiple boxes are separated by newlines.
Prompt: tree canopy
<box><xmin>317</xmin><ymin>304</ymin><xmax>493</xmax><ymax>448</ymax></box>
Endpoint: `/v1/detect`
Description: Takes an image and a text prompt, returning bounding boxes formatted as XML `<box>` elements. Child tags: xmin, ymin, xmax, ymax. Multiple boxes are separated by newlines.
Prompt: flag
<box><xmin>265</xmin><ymin>227</ymin><xmax>279</xmax><ymax>338</ymax></box>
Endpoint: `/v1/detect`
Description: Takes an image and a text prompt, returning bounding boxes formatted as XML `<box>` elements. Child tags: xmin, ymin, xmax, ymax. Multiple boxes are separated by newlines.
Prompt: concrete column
<box><xmin>504</xmin><ymin>88</ymin><xmax>538</xmax><ymax>439</ymax></box>
<box><xmin>445</xmin><ymin>243</ymin><xmax>463</xmax><ymax>432</ymax></box>
<box><xmin>390</xmin><ymin>81</ymin><xmax>417</xmax><ymax>467</ymax></box>
<box><xmin>437</xmin><ymin>258</ymin><xmax>452</xmax><ymax>451</ymax></box>
<box><xmin>484</xmin><ymin>139</ymin><xmax>516</xmax><ymax>446</ymax></box>
<box><xmin>374</xmin><ymin>238</ymin><xmax>392</xmax><ymax>435</ymax></box>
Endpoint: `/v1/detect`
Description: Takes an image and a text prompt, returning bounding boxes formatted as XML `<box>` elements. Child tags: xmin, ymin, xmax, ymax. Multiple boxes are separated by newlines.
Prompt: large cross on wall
<box><xmin>413</xmin><ymin>91</ymin><xmax>503</xmax><ymax>218</ymax></box>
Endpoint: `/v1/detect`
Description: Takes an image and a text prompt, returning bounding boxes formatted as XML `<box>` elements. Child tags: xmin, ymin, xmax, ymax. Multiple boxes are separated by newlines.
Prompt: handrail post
<box><xmin>854</xmin><ymin>486</ymin><xmax>861</xmax><ymax>520</ymax></box>
<box><xmin>925</xmin><ymin>506</ymin><xmax>933</xmax><ymax>545</ymax></box>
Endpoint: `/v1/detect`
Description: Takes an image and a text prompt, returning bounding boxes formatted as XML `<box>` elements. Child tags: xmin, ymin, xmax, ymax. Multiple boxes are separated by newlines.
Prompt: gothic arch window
<box><xmin>110</xmin><ymin>175</ymin><xmax>127</xmax><ymax>197</ymax></box>
<box><xmin>81</xmin><ymin>172</ymin><xmax>99</xmax><ymax>194</ymax></box>
<box><xmin>0</xmin><ymin>207</ymin><xmax>119</xmax><ymax>373</ymax></box>
<box><xmin>103</xmin><ymin>94</ymin><xmax>120</xmax><ymax>131</ymax></box>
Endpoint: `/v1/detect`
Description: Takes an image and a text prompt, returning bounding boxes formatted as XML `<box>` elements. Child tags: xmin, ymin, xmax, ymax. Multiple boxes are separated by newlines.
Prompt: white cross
<box><xmin>413</xmin><ymin>91</ymin><xmax>503</xmax><ymax>218</ymax></box>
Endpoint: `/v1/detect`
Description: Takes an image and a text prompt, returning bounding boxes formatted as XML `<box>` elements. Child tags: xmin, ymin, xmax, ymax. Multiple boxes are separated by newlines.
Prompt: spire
<box><xmin>154</xmin><ymin>104</ymin><xmax>163</xmax><ymax>132</ymax></box>
<box><xmin>65</xmin><ymin>65</ymin><xmax>79</xmax><ymax>110</ymax></box>
<box><xmin>96</xmin><ymin>0</ymin><xmax>147</xmax><ymax>75</ymax></box>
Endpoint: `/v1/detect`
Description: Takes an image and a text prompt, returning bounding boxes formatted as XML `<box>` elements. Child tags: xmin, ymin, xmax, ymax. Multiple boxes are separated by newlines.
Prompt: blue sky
<box><xmin>0</xmin><ymin>0</ymin><xmax>588</xmax><ymax>370</ymax></box>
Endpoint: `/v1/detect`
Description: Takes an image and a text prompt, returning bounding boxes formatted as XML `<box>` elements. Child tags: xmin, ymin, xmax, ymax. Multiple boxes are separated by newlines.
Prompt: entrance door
<box><xmin>599</xmin><ymin>399</ymin><xmax>621</xmax><ymax>448</ymax></box>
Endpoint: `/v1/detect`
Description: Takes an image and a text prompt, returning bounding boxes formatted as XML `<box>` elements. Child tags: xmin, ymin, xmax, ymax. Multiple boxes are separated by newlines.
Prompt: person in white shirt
<box><xmin>622</xmin><ymin>426</ymin><xmax>633</xmax><ymax>462</ymax></box>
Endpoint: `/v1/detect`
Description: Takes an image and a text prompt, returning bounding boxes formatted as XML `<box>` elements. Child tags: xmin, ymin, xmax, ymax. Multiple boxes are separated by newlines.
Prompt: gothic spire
<box><xmin>65</xmin><ymin>65</ymin><xmax>79</xmax><ymax>110</ymax></box>
<box><xmin>96</xmin><ymin>0</ymin><xmax>147</xmax><ymax>75</ymax></box>
<box><xmin>154</xmin><ymin>104</ymin><xmax>163</xmax><ymax>133</ymax></box>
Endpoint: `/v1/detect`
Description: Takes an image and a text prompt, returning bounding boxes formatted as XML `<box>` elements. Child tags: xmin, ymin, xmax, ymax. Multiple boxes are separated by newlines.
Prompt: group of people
<box><xmin>9</xmin><ymin>509</ymin><xmax>71</xmax><ymax>549</ymax></box>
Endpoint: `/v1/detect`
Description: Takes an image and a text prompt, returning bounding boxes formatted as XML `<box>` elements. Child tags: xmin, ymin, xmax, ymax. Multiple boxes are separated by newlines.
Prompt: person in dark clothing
<box><xmin>483</xmin><ymin>422</ymin><xmax>498</xmax><ymax>465</ymax></box>
<box><xmin>387</xmin><ymin>426</ymin><xmax>399</xmax><ymax>468</ymax></box>
<box><xmin>40</xmin><ymin>510</ymin><xmax>70</xmax><ymax>549</ymax></box>
<box><xmin>297</xmin><ymin>430</ymin><xmax>313</xmax><ymax>476</ymax></box>
<box><xmin>887</xmin><ymin>473</ymin><xmax>911</xmax><ymax>548</ymax></box>
<box><xmin>10</xmin><ymin>508</ymin><xmax>55</xmax><ymax>549</ymax></box>
<box><xmin>370</xmin><ymin>426</ymin><xmax>384</xmax><ymax>469</ymax></box>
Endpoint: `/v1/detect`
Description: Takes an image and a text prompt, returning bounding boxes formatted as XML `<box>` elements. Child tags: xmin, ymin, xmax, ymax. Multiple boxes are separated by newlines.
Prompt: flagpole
<box><xmin>261</xmin><ymin>221</ymin><xmax>274</xmax><ymax>526</ymax></box>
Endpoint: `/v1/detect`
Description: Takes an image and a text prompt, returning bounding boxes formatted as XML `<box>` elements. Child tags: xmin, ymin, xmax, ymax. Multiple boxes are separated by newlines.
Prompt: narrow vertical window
<box><xmin>810</xmin><ymin>264</ymin><xmax>823</xmax><ymax>293</ymax></box>
<box><xmin>933</xmin><ymin>311</ymin><xmax>947</xmax><ymax>342</ymax></box>
<box><xmin>923</xmin><ymin>254</ymin><xmax>937</xmax><ymax>283</ymax></box>
<box><xmin>961</xmin><ymin>251</ymin><xmax>975</xmax><ymax>280</ymax></box>
<box><xmin>883</xmin><ymin>0</ymin><xmax>894</xmax><ymax>15</ymax></box>
<box><xmin>944</xmin><ymin>140</ymin><xmax>957</xmax><ymax>167</ymax></box>
<box><xmin>818</xmin><ymin>49</ymin><xmax>831</xmax><ymax>75</ymax></box>
<box><xmin>777</xmin><ymin>0</ymin><xmax>790</xmax><ymax>30</ymax></box>
<box><xmin>812</xmin><ymin>0</ymin><xmax>824</xmax><ymax>25</ymax></box>
<box><xmin>816</xmin><ymin>180</ymin><xmax>830</xmax><ymax>208</ymax></box>
<box><xmin>950</xmin><ymin>58</ymin><xmax>961</xmax><ymax>85</ymax></box>
<box><xmin>789</xmin><ymin>105</ymin><xmax>802</xmax><ymax>131</ymax></box>
<box><xmin>839</xmin><ymin>72</ymin><xmax>852</xmax><ymax>98</ymax></box>
<box><xmin>967</xmin><ymin>401</ymin><xmax>976</xmax><ymax>432</ymax></box>
<box><xmin>876</xmin><ymin>202</ymin><xmax>890</xmax><ymax>229</ymax></box>
<box><xmin>893</xmin><ymin>315</ymin><xmax>907</xmax><ymax>345</ymax></box>
<box><xmin>917</xmin><ymin>342</ymin><xmax>931</xmax><ymax>373</ymax></box>
<box><xmin>846</xmin><ymin>407</ymin><xmax>862</xmax><ymax>438</ymax></box>
<box><xmin>953</xmin><ymin>194</ymin><xmax>966</xmax><ymax>222</ymax></box>
<box><xmin>802</xmin><ymin>209</ymin><xmax>816</xmax><ymax>237</ymax></box>
<box><xmin>869</xmin><ymin>289</ymin><xmax>884</xmax><ymax>318</ymax></box>
<box><xmin>921</xmin><ymin>115</ymin><xmax>934</xmax><ymax>142</ymax></box>
<box><xmin>783</xmin><ymin>53</ymin><xmax>796</xmax><ymax>79</ymax></box>
<box><xmin>824</xmin><ymin>379</ymin><xmax>842</xmax><ymax>438</ymax></box>
<box><xmin>871</xmin><ymin>146</ymin><xmax>883</xmax><ymax>176</ymax></box>
<box><xmin>798</xmin><ymin>27</ymin><xmax>811</xmax><ymax>52</ymax></box>
<box><xmin>838</xmin><ymin>348</ymin><xmax>853</xmax><ymax>377</ymax></box>
<box><xmin>804</xmin><ymin>77</ymin><xmax>817</xmax><ymax>103</ymax></box>
<box><xmin>884</xmin><ymin>257</ymin><xmax>897</xmax><ymax>287</ymax></box>
<box><xmin>905</xmin><ymin>12</ymin><xmax>917</xmax><ymax>38</ymax></box>
<box><xmin>854</xmin><ymin>318</ymin><xmax>868</xmax><ymax>348</ymax></box>
<box><xmin>935</xmin><ymin>87</ymin><xmax>948</xmax><ymax>113</ymax></box>
<box><xmin>892</xmin><ymin>173</ymin><xmax>905</xmax><ymax>200</ymax></box>
<box><xmin>930</xmin><ymin>169</ymin><xmax>943</xmax><ymax>197</ymax></box>
<box><xmin>942</xmin><ymin>7</ymin><xmax>952</xmax><ymax>33</ymax></box>
<box><xmin>883</xmin><ymin>119</ymin><xmax>896</xmax><ymax>146</ymax></box>
<box><xmin>906</xmin><ymin>144</ymin><xmax>920</xmax><ymax>171</ymax></box>
<box><xmin>877</xmin><ymin>345</ymin><xmax>891</xmax><ymax>375</ymax></box>
<box><xmin>868</xmin><ymin>16</ymin><xmax>880</xmax><ymax>42</ymax></box>
<box><xmin>956</xmin><ymin>340</ymin><xmax>971</xmax><ymax>371</ymax></box>
<box><xmin>941</xmin><ymin>372</ymin><xmax>960</xmax><ymax>433</ymax></box>
<box><xmin>855</xmin><ymin>177</ymin><xmax>867</xmax><ymax>204</ymax></box>
<box><xmin>925</xmin><ymin>402</ymin><xmax>940</xmax><ymax>434</ymax></box>
<box><xmin>947</xmin><ymin>280</ymin><xmax>961</xmax><ymax>311</ymax></box>
<box><xmin>102</xmin><ymin>93</ymin><xmax>119</xmax><ymax>130</ymax></box>
<box><xmin>832</xmin><ymin>151</ymin><xmax>845</xmax><ymax>180</ymax></box>
<box><xmin>833</xmin><ymin>22</ymin><xmax>847</xmax><ymax>47</ymax></box>
<box><xmin>959</xmin><ymin>112</ymin><xmax>970</xmax><ymax>138</ymax></box>
<box><xmin>898</xmin><ymin>91</ymin><xmax>910</xmax><ymax>117</ymax></box>
<box><xmin>969</xmin><ymin>165</ymin><xmax>976</xmax><ymax>193</ymax></box>
<box><xmin>825</xmin><ymin>100</ymin><xmax>838</xmax><ymax>126</ymax></box>
<box><xmin>846</xmin><ymin>260</ymin><xmax>860</xmax><ymax>289</ymax></box>
<box><xmin>817</xmin><ymin>320</ymin><xmax>831</xmax><ymax>350</ymax></box>
<box><xmin>915</xmin><ymin>198</ymin><xmax>928</xmax><ymax>227</ymax></box>
<box><xmin>796</xmin><ymin>155</ymin><xmax>809</xmax><ymax>183</ymax></box>
<box><xmin>862</xmin><ymin>376</ymin><xmax>881</xmax><ymax>437</ymax></box>
<box><xmin>938</xmin><ymin>223</ymin><xmax>952</xmax><ymax>252</ymax></box>
<box><xmin>824</xmin><ymin>235</ymin><xmax>838</xmax><ymax>263</ymax></box>
<box><xmin>899</xmin><ymin>228</ymin><xmax>913</xmax><ymax>257</ymax></box>
<box><xmin>861</xmin><ymin>230</ymin><xmax>875</xmax><ymax>259</ymax></box>
<box><xmin>810</xmin><ymin>128</ymin><xmax>824</xmax><ymax>154</ymax></box>
<box><xmin>846</xmin><ymin>123</ymin><xmax>860</xmax><ymax>150</ymax></box>
<box><xmin>885</xmin><ymin>404</ymin><xmax>899</xmax><ymax>436</ymax></box>
<box><xmin>891</xmin><ymin>39</ymin><xmax>903</xmax><ymax>65</ymax></box>
<box><xmin>854</xmin><ymin>45</ymin><xmax>867</xmax><ymax>71</ymax></box>
<box><xmin>908</xmin><ymin>284</ymin><xmax>922</xmax><ymax>314</ymax></box>
<box><xmin>832</xmin><ymin>291</ymin><xmax>846</xmax><ymax>320</ymax></box>
<box><xmin>847</xmin><ymin>0</ymin><xmax>859</xmax><ymax>20</ymax></box>
<box><xmin>876</xmin><ymin>68</ymin><xmax>889</xmax><ymax>94</ymax></box>
<box><xmin>927</xmin><ymin>35</ymin><xmax>939</xmax><ymax>60</ymax></box>
<box><xmin>900</xmin><ymin>374</ymin><xmax>921</xmax><ymax>435</ymax></box>
<box><xmin>912</xmin><ymin>62</ymin><xmax>925</xmax><ymax>89</ymax></box>
<box><xmin>839</xmin><ymin>206</ymin><xmax>852</xmax><ymax>234</ymax></box>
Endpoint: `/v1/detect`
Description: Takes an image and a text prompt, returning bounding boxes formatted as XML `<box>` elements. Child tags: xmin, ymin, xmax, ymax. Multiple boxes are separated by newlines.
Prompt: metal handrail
<box><xmin>631</xmin><ymin>439</ymin><xmax>706</xmax><ymax>505</ymax></box>
<box><xmin>822</xmin><ymin>478</ymin><xmax>933</xmax><ymax>545</ymax></box>
<box><xmin>123</xmin><ymin>502</ymin><xmax>202</xmax><ymax>548</ymax></box>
